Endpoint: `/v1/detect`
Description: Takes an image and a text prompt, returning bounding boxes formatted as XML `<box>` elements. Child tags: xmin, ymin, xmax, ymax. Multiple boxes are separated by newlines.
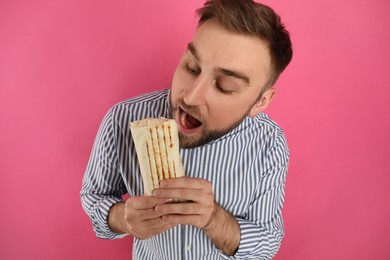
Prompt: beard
<box><xmin>177</xmin><ymin>121</ymin><xmax>244</xmax><ymax>148</ymax></box>
<box><xmin>169</xmin><ymin>95</ymin><xmax>252</xmax><ymax>149</ymax></box>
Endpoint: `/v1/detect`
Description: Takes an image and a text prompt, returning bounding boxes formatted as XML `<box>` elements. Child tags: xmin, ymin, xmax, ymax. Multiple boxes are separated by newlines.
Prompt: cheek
<box><xmin>207</xmin><ymin>99</ymin><xmax>248</xmax><ymax>126</ymax></box>
<box><xmin>170</xmin><ymin>72</ymin><xmax>183</xmax><ymax>101</ymax></box>
<box><xmin>171</xmin><ymin>70</ymin><xmax>189</xmax><ymax>96</ymax></box>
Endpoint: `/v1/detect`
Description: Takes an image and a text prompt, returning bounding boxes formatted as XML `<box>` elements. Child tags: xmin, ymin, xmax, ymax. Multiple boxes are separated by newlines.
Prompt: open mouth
<box><xmin>178</xmin><ymin>107</ymin><xmax>203</xmax><ymax>130</ymax></box>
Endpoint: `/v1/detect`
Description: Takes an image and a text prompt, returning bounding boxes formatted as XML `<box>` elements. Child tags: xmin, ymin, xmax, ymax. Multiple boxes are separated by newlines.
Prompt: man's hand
<box><xmin>108</xmin><ymin>196</ymin><xmax>175</xmax><ymax>239</ymax></box>
<box><xmin>153</xmin><ymin>177</ymin><xmax>215</xmax><ymax>229</ymax></box>
<box><xmin>153</xmin><ymin>177</ymin><xmax>240</xmax><ymax>256</ymax></box>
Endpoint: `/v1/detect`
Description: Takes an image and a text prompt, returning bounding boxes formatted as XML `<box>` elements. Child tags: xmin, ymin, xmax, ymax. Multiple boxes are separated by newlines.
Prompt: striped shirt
<box><xmin>81</xmin><ymin>89</ymin><xmax>289</xmax><ymax>259</ymax></box>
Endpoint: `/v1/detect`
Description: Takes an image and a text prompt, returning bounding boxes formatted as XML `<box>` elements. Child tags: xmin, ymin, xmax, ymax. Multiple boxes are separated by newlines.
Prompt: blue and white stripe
<box><xmin>81</xmin><ymin>89</ymin><xmax>289</xmax><ymax>259</ymax></box>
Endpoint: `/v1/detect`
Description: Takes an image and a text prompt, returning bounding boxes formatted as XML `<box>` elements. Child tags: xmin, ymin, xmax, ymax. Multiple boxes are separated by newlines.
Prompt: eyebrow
<box><xmin>187</xmin><ymin>42</ymin><xmax>200</xmax><ymax>61</ymax></box>
<box><xmin>187</xmin><ymin>42</ymin><xmax>250</xmax><ymax>85</ymax></box>
<box><xmin>216</xmin><ymin>68</ymin><xmax>250</xmax><ymax>85</ymax></box>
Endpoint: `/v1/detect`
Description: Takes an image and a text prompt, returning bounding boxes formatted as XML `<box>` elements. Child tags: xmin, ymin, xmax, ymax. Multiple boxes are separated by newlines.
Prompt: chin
<box><xmin>178</xmin><ymin>132</ymin><xmax>203</xmax><ymax>149</ymax></box>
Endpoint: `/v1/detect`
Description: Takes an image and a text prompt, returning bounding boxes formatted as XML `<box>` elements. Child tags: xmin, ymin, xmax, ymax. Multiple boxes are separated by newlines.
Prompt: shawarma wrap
<box><xmin>130</xmin><ymin>118</ymin><xmax>185</xmax><ymax>195</ymax></box>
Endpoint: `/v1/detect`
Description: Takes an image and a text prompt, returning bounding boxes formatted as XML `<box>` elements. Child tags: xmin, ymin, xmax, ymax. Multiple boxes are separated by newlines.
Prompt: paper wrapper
<box><xmin>130</xmin><ymin>118</ymin><xmax>185</xmax><ymax>195</ymax></box>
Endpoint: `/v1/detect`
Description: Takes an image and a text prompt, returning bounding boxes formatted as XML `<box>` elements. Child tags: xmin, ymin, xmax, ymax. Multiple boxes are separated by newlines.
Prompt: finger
<box><xmin>130</xmin><ymin>207</ymin><xmax>165</xmax><ymax>220</ymax></box>
<box><xmin>153</xmin><ymin>188</ymin><xmax>213</xmax><ymax>203</ymax></box>
<box><xmin>160</xmin><ymin>177</ymin><xmax>211</xmax><ymax>190</ymax></box>
<box><xmin>155</xmin><ymin>201</ymin><xmax>204</xmax><ymax>215</ymax></box>
<box><xmin>143</xmin><ymin>216</ymin><xmax>172</xmax><ymax>229</ymax></box>
<box><xmin>143</xmin><ymin>224</ymin><xmax>175</xmax><ymax>239</ymax></box>
<box><xmin>132</xmin><ymin>218</ymin><xmax>175</xmax><ymax>240</ymax></box>
<box><xmin>127</xmin><ymin>196</ymin><xmax>172</xmax><ymax>209</ymax></box>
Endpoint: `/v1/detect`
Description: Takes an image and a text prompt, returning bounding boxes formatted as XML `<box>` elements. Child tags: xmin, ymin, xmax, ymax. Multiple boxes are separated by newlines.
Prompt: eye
<box><xmin>214</xmin><ymin>81</ymin><xmax>233</xmax><ymax>95</ymax></box>
<box><xmin>186</xmin><ymin>64</ymin><xmax>200</xmax><ymax>75</ymax></box>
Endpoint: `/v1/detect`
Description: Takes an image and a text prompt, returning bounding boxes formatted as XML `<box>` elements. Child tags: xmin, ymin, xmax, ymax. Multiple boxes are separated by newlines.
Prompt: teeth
<box><xmin>181</xmin><ymin>111</ymin><xmax>187</xmax><ymax>128</ymax></box>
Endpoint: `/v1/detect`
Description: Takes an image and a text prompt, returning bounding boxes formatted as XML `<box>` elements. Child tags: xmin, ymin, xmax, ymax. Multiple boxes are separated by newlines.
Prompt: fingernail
<box><xmin>159</xmin><ymin>180</ymin><xmax>167</xmax><ymax>188</ymax></box>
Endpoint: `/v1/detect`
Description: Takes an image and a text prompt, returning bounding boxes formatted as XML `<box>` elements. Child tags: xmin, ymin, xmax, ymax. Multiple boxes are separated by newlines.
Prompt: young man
<box><xmin>81</xmin><ymin>0</ymin><xmax>293</xmax><ymax>259</ymax></box>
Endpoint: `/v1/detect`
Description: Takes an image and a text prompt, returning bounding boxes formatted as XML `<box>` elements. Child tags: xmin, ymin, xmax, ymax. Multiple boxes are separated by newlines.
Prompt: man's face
<box><xmin>170</xmin><ymin>19</ymin><xmax>273</xmax><ymax>148</ymax></box>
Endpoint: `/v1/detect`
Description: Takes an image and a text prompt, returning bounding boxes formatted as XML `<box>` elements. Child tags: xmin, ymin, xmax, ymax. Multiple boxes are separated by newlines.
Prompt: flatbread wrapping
<box><xmin>130</xmin><ymin>118</ymin><xmax>185</xmax><ymax>195</ymax></box>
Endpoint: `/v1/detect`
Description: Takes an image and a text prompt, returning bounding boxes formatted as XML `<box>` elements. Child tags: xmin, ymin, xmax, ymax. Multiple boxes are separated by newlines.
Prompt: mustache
<box><xmin>180</xmin><ymin>102</ymin><xmax>201</xmax><ymax>117</ymax></box>
<box><xmin>170</xmin><ymin>99</ymin><xmax>203</xmax><ymax>121</ymax></box>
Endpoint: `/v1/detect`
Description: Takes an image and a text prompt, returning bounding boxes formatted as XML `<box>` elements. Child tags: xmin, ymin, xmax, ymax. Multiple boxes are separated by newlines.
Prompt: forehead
<box><xmin>191</xmin><ymin>20</ymin><xmax>271</xmax><ymax>85</ymax></box>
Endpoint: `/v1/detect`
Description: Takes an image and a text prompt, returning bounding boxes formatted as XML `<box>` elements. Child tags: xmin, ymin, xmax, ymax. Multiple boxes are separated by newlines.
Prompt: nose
<box><xmin>183</xmin><ymin>76</ymin><xmax>209</xmax><ymax>106</ymax></box>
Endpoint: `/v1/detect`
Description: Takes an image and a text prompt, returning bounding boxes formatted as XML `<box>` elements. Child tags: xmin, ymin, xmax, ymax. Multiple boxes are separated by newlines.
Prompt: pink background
<box><xmin>1</xmin><ymin>0</ymin><xmax>389</xmax><ymax>259</ymax></box>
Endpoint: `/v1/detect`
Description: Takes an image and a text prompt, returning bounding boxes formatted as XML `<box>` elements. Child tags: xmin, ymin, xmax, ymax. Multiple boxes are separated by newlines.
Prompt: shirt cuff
<box><xmin>233</xmin><ymin>218</ymin><xmax>282</xmax><ymax>259</ymax></box>
<box><xmin>91</xmin><ymin>196</ymin><xmax>128</xmax><ymax>239</ymax></box>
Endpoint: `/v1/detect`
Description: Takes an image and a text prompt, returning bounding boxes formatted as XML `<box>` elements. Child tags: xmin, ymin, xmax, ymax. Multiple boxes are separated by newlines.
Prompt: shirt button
<box><xmin>185</xmin><ymin>245</ymin><xmax>191</xmax><ymax>251</ymax></box>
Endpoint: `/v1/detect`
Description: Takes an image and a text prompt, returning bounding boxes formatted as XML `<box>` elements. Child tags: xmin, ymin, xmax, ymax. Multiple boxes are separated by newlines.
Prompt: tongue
<box><xmin>186</xmin><ymin>113</ymin><xmax>202</xmax><ymax>129</ymax></box>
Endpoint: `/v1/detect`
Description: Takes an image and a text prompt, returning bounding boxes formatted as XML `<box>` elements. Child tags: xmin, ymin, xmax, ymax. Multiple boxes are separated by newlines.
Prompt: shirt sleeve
<box><xmin>80</xmin><ymin>107</ymin><xmax>128</xmax><ymax>239</ymax></box>
<box><xmin>228</xmin><ymin>129</ymin><xmax>289</xmax><ymax>259</ymax></box>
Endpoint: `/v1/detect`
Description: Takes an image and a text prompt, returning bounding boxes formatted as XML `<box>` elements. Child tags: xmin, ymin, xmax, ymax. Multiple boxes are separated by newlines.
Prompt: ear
<box><xmin>249</xmin><ymin>87</ymin><xmax>276</xmax><ymax>117</ymax></box>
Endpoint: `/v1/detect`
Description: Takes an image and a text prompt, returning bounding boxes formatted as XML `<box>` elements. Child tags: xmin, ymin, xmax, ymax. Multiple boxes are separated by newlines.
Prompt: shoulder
<box><xmin>248</xmin><ymin>113</ymin><xmax>289</xmax><ymax>163</ymax></box>
<box><xmin>251</xmin><ymin>113</ymin><xmax>283</xmax><ymax>131</ymax></box>
<box><xmin>251</xmin><ymin>113</ymin><xmax>286</xmax><ymax>137</ymax></box>
<box><xmin>113</xmin><ymin>89</ymin><xmax>169</xmax><ymax>111</ymax></box>
<box><xmin>109</xmin><ymin>89</ymin><xmax>170</xmax><ymax>121</ymax></box>
<box><xmin>242</xmin><ymin>113</ymin><xmax>286</xmax><ymax>140</ymax></box>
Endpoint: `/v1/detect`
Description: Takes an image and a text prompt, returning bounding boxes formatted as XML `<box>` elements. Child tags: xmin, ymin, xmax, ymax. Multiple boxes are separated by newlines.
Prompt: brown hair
<box><xmin>197</xmin><ymin>0</ymin><xmax>293</xmax><ymax>88</ymax></box>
